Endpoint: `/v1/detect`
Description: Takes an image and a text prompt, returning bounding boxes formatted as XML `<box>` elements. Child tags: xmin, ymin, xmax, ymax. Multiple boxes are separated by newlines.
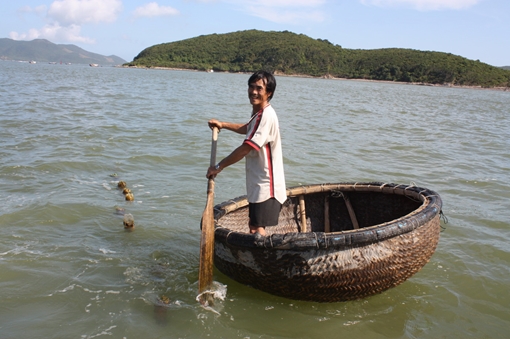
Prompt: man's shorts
<box><xmin>249</xmin><ymin>198</ymin><xmax>282</xmax><ymax>227</ymax></box>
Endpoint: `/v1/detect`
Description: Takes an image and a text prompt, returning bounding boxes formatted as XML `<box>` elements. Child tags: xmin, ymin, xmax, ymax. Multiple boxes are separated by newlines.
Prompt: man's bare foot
<box><xmin>249</xmin><ymin>226</ymin><xmax>266</xmax><ymax>235</ymax></box>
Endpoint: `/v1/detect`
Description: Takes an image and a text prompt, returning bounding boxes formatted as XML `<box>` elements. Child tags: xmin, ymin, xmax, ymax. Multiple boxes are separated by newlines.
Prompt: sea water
<box><xmin>1</xmin><ymin>60</ymin><xmax>509</xmax><ymax>338</ymax></box>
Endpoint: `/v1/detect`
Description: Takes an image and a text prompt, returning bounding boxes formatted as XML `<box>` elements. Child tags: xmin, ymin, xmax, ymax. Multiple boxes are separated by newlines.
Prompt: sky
<box><xmin>2</xmin><ymin>0</ymin><xmax>509</xmax><ymax>67</ymax></box>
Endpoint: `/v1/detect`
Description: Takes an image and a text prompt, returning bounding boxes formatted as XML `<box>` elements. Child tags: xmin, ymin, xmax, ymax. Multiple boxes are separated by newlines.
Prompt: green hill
<box><xmin>127</xmin><ymin>30</ymin><xmax>510</xmax><ymax>88</ymax></box>
<box><xmin>0</xmin><ymin>38</ymin><xmax>125</xmax><ymax>65</ymax></box>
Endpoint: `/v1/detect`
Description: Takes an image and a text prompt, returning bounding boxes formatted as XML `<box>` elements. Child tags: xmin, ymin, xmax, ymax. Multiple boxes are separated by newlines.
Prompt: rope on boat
<box><xmin>439</xmin><ymin>210</ymin><xmax>448</xmax><ymax>231</ymax></box>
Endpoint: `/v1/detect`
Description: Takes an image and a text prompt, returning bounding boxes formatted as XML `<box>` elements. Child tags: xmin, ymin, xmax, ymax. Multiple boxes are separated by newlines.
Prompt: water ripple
<box><xmin>1</xmin><ymin>61</ymin><xmax>509</xmax><ymax>338</ymax></box>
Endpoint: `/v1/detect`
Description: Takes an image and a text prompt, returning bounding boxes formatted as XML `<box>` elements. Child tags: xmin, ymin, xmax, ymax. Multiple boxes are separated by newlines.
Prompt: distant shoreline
<box><xmin>122</xmin><ymin>65</ymin><xmax>510</xmax><ymax>92</ymax></box>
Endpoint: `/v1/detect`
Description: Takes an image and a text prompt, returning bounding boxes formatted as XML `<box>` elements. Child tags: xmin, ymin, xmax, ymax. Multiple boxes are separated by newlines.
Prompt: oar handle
<box><xmin>210</xmin><ymin>127</ymin><xmax>218</xmax><ymax>167</ymax></box>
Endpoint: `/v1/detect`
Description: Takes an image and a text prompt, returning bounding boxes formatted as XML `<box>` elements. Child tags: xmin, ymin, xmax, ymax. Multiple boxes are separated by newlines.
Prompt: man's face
<box><xmin>248</xmin><ymin>78</ymin><xmax>272</xmax><ymax>108</ymax></box>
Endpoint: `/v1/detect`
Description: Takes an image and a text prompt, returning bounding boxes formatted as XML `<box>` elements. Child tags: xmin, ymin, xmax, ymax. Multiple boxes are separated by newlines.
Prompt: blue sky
<box><xmin>2</xmin><ymin>0</ymin><xmax>509</xmax><ymax>66</ymax></box>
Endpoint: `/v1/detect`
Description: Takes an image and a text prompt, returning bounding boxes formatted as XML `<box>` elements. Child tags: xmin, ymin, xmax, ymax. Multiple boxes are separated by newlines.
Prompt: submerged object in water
<box><xmin>123</xmin><ymin>213</ymin><xmax>134</xmax><ymax>228</ymax></box>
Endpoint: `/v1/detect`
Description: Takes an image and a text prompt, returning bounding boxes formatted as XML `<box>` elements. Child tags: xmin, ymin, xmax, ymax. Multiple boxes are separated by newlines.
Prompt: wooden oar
<box><xmin>198</xmin><ymin>127</ymin><xmax>218</xmax><ymax>305</ymax></box>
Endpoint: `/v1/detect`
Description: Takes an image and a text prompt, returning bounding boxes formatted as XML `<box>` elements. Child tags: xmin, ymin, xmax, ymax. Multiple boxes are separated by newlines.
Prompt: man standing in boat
<box><xmin>206</xmin><ymin>70</ymin><xmax>287</xmax><ymax>236</ymax></box>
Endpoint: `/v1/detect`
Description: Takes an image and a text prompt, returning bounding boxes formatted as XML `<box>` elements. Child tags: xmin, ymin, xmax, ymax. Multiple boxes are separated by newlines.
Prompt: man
<box><xmin>206</xmin><ymin>70</ymin><xmax>286</xmax><ymax>236</ymax></box>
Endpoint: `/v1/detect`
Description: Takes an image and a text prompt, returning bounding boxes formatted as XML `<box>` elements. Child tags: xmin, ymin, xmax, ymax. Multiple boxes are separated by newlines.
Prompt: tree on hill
<box><xmin>342</xmin><ymin>48</ymin><xmax>510</xmax><ymax>87</ymax></box>
<box><xmin>126</xmin><ymin>30</ymin><xmax>510</xmax><ymax>88</ymax></box>
<box><xmin>131</xmin><ymin>30</ymin><xmax>345</xmax><ymax>76</ymax></box>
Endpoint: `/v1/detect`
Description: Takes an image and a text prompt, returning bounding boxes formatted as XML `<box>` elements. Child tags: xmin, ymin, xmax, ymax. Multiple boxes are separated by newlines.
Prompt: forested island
<box><xmin>126</xmin><ymin>30</ymin><xmax>510</xmax><ymax>89</ymax></box>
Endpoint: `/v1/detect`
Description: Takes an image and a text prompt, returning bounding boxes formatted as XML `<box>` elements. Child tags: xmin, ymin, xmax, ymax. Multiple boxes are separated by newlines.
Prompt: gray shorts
<box><xmin>249</xmin><ymin>198</ymin><xmax>282</xmax><ymax>227</ymax></box>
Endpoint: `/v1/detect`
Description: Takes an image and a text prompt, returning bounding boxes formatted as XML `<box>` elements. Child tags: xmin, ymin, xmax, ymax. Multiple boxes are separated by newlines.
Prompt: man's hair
<box><xmin>248</xmin><ymin>70</ymin><xmax>276</xmax><ymax>101</ymax></box>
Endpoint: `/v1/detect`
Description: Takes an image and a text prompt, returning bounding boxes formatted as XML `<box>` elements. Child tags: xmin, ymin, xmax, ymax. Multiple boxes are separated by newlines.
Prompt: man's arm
<box><xmin>206</xmin><ymin>143</ymin><xmax>253</xmax><ymax>178</ymax></box>
<box><xmin>208</xmin><ymin>119</ymin><xmax>247</xmax><ymax>135</ymax></box>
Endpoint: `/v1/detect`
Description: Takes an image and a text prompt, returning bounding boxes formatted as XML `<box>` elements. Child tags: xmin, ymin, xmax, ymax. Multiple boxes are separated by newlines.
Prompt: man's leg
<box><xmin>248</xmin><ymin>198</ymin><xmax>281</xmax><ymax>236</ymax></box>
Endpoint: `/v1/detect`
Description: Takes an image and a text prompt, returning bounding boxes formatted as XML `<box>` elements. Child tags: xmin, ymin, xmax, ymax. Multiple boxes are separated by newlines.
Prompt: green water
<box><xmin>0</xmin><ymin>60</ymin><xmax>509</xmax><ymax>338</ymax></box>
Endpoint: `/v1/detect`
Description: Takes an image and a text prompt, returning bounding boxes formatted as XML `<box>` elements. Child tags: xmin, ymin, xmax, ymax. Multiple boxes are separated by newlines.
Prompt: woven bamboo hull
<box><xmin>213</xmin><ymin>182</ymin><xmax>442</xmax><ymax>302</ymax></box>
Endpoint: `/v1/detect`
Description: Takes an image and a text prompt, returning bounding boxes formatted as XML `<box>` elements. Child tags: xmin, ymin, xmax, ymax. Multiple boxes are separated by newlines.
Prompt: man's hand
<box><xmin>208</xmin><ymin>119</ymin><xmax>222</xmax><ymax>131</ymax></box>
<box><xmin>208</xmin><ymin>119</ymin><xmax>247</xmax><ymax>135</ymax></box>
<box><xmin>206</xmin><ymin>164</ymin><xmax>221</xmax><ymax>179</ymax></box>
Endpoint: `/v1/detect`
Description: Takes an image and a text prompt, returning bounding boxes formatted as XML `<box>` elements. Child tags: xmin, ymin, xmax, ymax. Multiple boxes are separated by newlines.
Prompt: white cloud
<box><xmin>47</xmin><ymin>0</ymin><xmax>123</xmax><ymax>25</ymax></box>
<box><xmin>133</xmin><ymin>2</ymin><xmax>180</xmax><ymax>18</ymax></box>
<box><xmin>10</xmin><ymin>0</ymin><xmax>122</xmax><ymax>44</ymax></box>
<box><xmin>10</xmin><ymin>23</ymin><xmax>95</xmax><ymax>43</ymax></box>
<box><xmin>247</xmin><ymin>7</ymin><xmax>325</xmax><ymax>24</ymax></box>
<box><xmin>228</xmin><ymin>0</ymin><xmax>326</xmax><ymax>24</ymax></box>
<box><xmin>251</xmin><ymin>0</ymin><xmax>326</xmax><ymax>7</ymax></box>
<box><xmin>359</xmin><ymin>0</ymin><xmax>481</xmax><ymax>10</ymax></box>
<box><xmin>17</xmin><ymin>5</ymin><xmax>48</xmax><ymax>15</ymax></box>
<box><xmin>10</xmin><ymin>29</ymin><xmax>40</xmax><ymax>41</ymax></box>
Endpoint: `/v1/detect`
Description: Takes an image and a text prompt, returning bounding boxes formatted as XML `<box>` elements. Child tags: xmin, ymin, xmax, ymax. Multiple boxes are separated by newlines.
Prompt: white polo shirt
<box><xmin>243</xmin><ymin>105</ymin><xmax>287</xmax><ymax>204</ymax></box>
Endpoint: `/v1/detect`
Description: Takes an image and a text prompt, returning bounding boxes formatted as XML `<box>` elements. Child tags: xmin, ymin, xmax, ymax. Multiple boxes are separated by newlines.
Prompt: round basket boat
<box><xmin>213</xmin><ymin>182</ymin><xmax>442</xmax><ymax>302</ymax></box>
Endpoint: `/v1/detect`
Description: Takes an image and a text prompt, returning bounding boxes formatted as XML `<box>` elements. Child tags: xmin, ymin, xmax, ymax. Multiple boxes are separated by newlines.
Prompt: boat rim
<box><xmin>213</xmin><ymin>182</ymin><xmax>442</xmax><ymax>250</ymax></box>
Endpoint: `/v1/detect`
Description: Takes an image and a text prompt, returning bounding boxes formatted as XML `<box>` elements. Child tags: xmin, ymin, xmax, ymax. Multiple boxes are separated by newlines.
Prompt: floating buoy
<box><xmin>158</xmin><ymin>295</ymin><xmax>170</xmax><ymax>304</ymax></box>
<box><xmin>115</xmin><ymin>206</ymin><xmax>125</xmax><ymax>215</ymax></box>
<box><xmin>123</xmin><ymin>213</ymin><xmax>134</xmax><ymax>228</ymax></box>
